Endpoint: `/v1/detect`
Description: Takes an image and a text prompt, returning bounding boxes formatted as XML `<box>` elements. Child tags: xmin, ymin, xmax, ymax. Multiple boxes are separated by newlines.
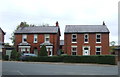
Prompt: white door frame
<box><xmin>46</xmin><ymin>46</ymin><xmax>53</xmax><ymax>56</ymax></box>
<box><xmin>83</xmin><ymin>46</ymin><xmax>90</xmax><ymax>55</ymax></box>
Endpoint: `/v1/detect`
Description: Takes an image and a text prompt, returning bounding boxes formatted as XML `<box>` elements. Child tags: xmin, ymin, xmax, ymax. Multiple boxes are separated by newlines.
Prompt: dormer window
<box><xmin>22</xmin><ymin>34</ymin><xmax>27</xmax><ymax>43</ymax></box>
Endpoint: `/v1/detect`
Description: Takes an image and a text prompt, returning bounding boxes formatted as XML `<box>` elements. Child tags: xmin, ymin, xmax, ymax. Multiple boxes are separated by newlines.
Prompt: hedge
<box><xmin>23</xmin><ymin>55</ymin><xmax>117</xmax><ymax>65</ymax></box>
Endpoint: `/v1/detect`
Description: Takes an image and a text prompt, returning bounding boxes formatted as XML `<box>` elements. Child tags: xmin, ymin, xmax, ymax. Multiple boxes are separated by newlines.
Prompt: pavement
<box><xmin>2</xmin><ymin>61</ymin><xmax>118</xmax><ymax>75</ymax></box>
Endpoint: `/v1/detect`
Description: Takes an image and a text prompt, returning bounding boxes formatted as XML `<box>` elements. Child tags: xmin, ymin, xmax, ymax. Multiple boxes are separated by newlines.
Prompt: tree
<box><xmin>110</xmin><ymin>41</ymin><xmax>116</xmax><ymax>46</ymax></box>
<box><xmin>10</xmin><ymin>49</ymin><xmax>18</xmax><ymax>60</ymax></box>
<box><xmin>11</xmin><ymin>49</ymin><xmax>21</xmax><ymax>60</ymax></box>
<box><xmin>10</xmin><ymin>22</ymin><xmax>29</xmax><ymax>45</ymax></box>
<box><xmin>39</xmin><ymin>45</ymin><xmax>48</xmax><ymax>56</ymax></box>
<box><xmin>109</xmin><ymin>41</ymin><xmax>116</xmax><ymax>53</ymax></box>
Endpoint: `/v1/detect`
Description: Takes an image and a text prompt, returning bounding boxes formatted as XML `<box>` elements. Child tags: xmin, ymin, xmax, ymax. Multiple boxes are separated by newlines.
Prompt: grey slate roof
<box><xmin>15</xmin><ymin>26</ymin><xmax>59</xmax><ymax>34</ymax></box>
<box><xmin>60</xmin><ymin>40</ymin><xmax>64</xmax><ymax>45</ymax></box>
<box><xmin>65</xmin><ymin>25</ymin><xmax>110</xmax><ymax>33</ymax></box>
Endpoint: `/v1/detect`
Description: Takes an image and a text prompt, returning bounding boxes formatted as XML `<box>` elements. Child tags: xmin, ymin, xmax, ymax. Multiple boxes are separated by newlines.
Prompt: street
<box><xmin>2</xmin><ymin>61</ymin><xmax>119</xmax><ymax>75</ymax></box>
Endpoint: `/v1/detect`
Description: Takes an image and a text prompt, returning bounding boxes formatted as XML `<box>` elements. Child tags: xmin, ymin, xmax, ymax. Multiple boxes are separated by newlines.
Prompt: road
<box><xmin>2</xmin><ymin>61</ymin><xmax>119</xmax><ymax>76</ymax></box>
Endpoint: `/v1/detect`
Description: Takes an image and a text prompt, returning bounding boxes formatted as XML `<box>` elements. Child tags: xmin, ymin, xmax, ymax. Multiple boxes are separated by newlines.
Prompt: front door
<box><xmin>83</xmin><ymin>46</ymin><xmax>90</xmax><ymax>55</ymax></box>
<box><xmin>47</xmin><ymin>48</ymin><xmax>52</xmax><ymax>56</ymax></box>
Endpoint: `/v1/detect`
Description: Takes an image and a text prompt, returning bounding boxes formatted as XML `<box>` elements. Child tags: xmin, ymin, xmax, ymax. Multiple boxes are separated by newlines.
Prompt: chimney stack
<box><xmin>103</xmin><ymin>21</ymin><xmax>105</xmax><ymax>25</ymax></box>
<box><xmin>56</xmin><ymin>21</ymin><xmax>59</xmax><ymax>26</ymax></box>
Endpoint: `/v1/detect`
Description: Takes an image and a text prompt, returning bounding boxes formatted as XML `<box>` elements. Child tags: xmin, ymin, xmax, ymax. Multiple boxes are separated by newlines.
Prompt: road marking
<box><xmin>16</xmin><ymin>70</ymin><xmax>24</xmax><ymax>75</ymax></box>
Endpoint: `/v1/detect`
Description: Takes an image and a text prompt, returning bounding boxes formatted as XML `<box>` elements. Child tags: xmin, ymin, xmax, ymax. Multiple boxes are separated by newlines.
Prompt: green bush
<box><xmin>11</xmin><ymin>50</ymin><xmax>21</xmax><ymax>61</ymax></box>
<box><xmin>97</xmin><ymin>55</ymin><xmax>116</xmax><ymax>65</ymax></box>
<box><xmin>39</xmin><ymin>45</ymin><xmax>47</xmax><ymax>56</ymax></box>
<box><xmin>2</xmin><ymin>55</ymin><xmax>9</xmax><ymax>61</ymax></box>
<box><xmin>23</xmin><ymin>55</ymin><xmax>117</xmax><ymax>65</ymax></box>
<box><xmin>27</xmin><ymin>56</ymin><xmax>63</xmax><ymax>62</ymax></box>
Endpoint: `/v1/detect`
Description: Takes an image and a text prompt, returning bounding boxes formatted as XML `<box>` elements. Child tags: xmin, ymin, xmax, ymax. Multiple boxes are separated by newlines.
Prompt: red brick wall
<box><xmin>64</xmin><ymin>33</ymin><xmax>109</xmax><ymax>55</ymax></box>
<box><xmin>15</xmin><ymin>33</ymin><xmax>60</xmax><ymax>55</ymax></box>
<box><xmin>0</xmin><ymin>30</ymin><xmax>4</xmax><ymax>43</ymax></box>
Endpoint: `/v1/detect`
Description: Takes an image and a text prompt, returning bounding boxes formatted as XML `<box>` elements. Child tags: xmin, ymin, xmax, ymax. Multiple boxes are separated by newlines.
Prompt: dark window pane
<box><xmin>97</xmin><ymin>35</ymin><xmax>100</xmax><ymax>38</ymax></box>
<box><xmin>96</xmin><ymin>52</ymin><xmax>100</xmax><ymax>55</ymax></box>
<box><xmin>84</xmin><ymin>47</ymin><xmax>88</xmax><ymax>50</ymax></box>
<box><xmin>97</xmin><ymin>39</ymin><xmax>100</xmax><ymax>42</ymax></box>
<box><xmin>72</xmin><ymin>48</ymin><xmax>76</xmax><ymax>51</ymax></box>
<box><xmin>72</xmin><ymin>52</ymin><xmax>76</xmax><ymax>55</ymax></box>
<box><xmin>34</xmin><ymin>38</ymin><xmax>37</xmax><ymax>41</ymax></box>
<box><xmin>85</xmin><ymin>39</ymin><xmax>88</xmax><ymax>42</ymax></box>
<box><xmin>46</xmin><ymin>38</ymin><xmax>49</xmax><ymax>41</ymax></box>
<box><xmin>96</xmin><ymin>48</ymin><xmax>100</xmax><ymax>51</ymax></box>
<box><xmin>73</xmin><ymin>35</ymin><xmax>76</xmax><ymax>38</ymax></box>
<box><xmin>85</xmin><ymin>35</ymin><xmax>88</xmax><ymax>38</ymax></box>
<box><xmin>24</xmin><ymin>39</ymin><xmax>26</xmax><ymax>41</ymax></box>
<box><xmin>72</xmin><ymin>39</ymin><xmax>76</xmax><ymax>42</ymax></box>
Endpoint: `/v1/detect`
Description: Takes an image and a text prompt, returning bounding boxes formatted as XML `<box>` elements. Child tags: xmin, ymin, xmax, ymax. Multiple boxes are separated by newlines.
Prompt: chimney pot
<box><xmin>56</xmin><ymin>21</ymin><xmax>59</xmax><ymax>26</ymax></box>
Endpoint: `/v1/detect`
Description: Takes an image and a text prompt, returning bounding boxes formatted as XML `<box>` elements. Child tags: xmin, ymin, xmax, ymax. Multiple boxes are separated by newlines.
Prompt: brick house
<box><xmin>64</xmin><ymin>22</ymin><xmax>110</xmax><ymax>55</ymax></box>
<box><xmin>60</xmin><ymin>40</ymin><xmax>64</xmax><ymax>54</ymax></box>
<box><xmin>0</xmin><ymin>27</ymin><xmax>5</xmax><ymax>58</ymax></box>
<box><xmin>14</xmin><ymin>22</ymin><xmax>60</xmax><ymax>56</ymax></box>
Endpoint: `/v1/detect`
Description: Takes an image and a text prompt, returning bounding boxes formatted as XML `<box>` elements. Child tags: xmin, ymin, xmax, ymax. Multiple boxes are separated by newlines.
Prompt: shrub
<box><xmin>11</xmin><ymin>50</ymin><xmax>21</xmax><ymax>60</ymax></box>
<box><xmin>2</xmin><ymin>55</ymin><xmax>9</xmax><ymax>61</ymax></box>
<box><xmin>22</xmin><ymin>55</ymin><xmax>117</xmax><ymax>65</ymax></box>
<box><xmin>39</xmin><ymin>45</ymin><xmax>47</xmax><ymax>56</ymax></box>
<box><xmin>97</xmin><ymin>55</ymin><xmax>116</xmax><ymax>65</ymax></box>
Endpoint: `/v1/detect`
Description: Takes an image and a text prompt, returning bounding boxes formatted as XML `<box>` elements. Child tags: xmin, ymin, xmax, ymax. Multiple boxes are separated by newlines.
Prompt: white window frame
<box><xmin>22</xmin><ymin>34</ymin><xmax>27</xmax><ymax>43</ymax></box>
<box><xmin>27</xmin><ymin>48</ymin><xmax>30</xmax><ymax>53</ymax></box>
<box><xmin>33</xmin><ymin>34</ymin><xmax>38</xmax><ymax>43</ymax></box>
<box><xmin>95</xmin><ymin>46</ymin><xmax>102</xmax><ymax>55</ymax></box>
<box><xmin>96</xmin><ymin>34</ymin><xmax>101</xmax><ymax>43</ymax></box>
<box><xmin>45</xmin><ymin>34</ymin><xmax>50</xmax><ymax>43</ymax></box>
<box><xmin>84</xmin><ymin>34</ymin><xmax>89</xmax><ymax>43</ymax></box>
<box><xmin>72</xmin><ymin>34</ymin><xmax>77</xmax><ymax>43</ymax></box>
<box><xmin>21</xmin><ymin>48</ymin><xmax>26</xmax><ymax>52</ymax></box>
<box><xmin>71</xmin><ymin>46</ymin><xmax>77</xmax><ymax>55</ymax></box>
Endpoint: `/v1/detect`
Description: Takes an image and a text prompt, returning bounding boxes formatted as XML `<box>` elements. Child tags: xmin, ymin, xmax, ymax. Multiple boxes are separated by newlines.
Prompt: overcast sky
<box><xmin>0</xmin><ymin>0</ymin><xmax>119</xmax><ymax>45</ymax></box>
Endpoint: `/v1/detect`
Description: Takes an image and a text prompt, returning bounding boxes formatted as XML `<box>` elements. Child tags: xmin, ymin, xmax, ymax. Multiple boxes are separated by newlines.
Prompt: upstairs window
<box><xmin>45</xmin><ymin>34</ymin><xmax>50</xmax><ymax>43</ymax></box>
<box><xmin>84</xmin><ymin>34</ymin><xmax>89</xmax><ymax>43</ymax></box>
<box><xmin>22</xmin><ymin>34</ymin><xmax>27</xmax><ymax>43</ymax></box>
<box><xmin>96</xmin><ymin>34</ymin><xmax>101</xmax><ymax>43</ymax></box>
<box><xmin>72</xmin><ymin>34</ymin><xmax>77</xmax><ymax>43</ymax></box>
<box><xmin>34</xmin><ymin>34</ymin><xmax>38</xmax><ymax>43</ymax></box>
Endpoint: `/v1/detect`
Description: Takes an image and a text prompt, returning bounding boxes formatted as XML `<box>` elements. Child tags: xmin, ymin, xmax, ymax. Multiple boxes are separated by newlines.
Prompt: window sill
<box><xmin>72</xmin><ymin>42</ymin><xmax>77</xmax><ymax>43</ymax></box>
<box><xmin>96</xmin><ymin>42</ymin><xmax>101</xmax><ymax>43</ymax></box>
<box><xmin>33</xmin><ymin>42</ymin><xmax>37</xmax><ymax>43</ymax></box>
<box><xmin>84</xmin><ymin>42</ymin><xmax>89</xmax><ymax>43</ymax></box>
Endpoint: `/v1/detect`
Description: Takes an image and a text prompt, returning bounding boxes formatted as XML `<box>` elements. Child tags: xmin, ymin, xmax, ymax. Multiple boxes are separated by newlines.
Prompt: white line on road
<box><xmin>16</xmin><ymin>70</ymin><xmax>24</xmax><ymax>75</ymax></box>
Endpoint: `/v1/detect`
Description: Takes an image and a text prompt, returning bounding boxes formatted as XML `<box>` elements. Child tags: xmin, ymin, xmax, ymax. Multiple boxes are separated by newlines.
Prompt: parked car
<box><xmin>19</xmin><ymin>53</ymin><xmax>37</xmax><ymax>61</ymax></box>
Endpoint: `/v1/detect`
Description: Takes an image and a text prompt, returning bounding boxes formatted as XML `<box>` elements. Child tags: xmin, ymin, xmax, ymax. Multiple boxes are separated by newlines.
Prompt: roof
<box><xmin>15</xmin><ymin>26</ymin><xmax>59</xmax><ymax>34</ymax></box>
<box><xmin>0</xmin><ymin>27</ymin><xmax>5</xmax><ymax>35</ymax></box>
<box><xmin>60</xmin><ymin>40</ymin><xmax>64</xmax><ymax>45</ymax></box>
<box><xmin>65</xmin><ymin>25</ymin><xmax>110</xmax><ymax>33</ymax></box>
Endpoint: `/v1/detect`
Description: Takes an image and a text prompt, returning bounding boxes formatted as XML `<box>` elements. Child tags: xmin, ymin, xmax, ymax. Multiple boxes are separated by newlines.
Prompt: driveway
<box><xmin>2</xmin><ymin>61</ymin><xmax>118</xmax><ymax>75</ymax></box>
